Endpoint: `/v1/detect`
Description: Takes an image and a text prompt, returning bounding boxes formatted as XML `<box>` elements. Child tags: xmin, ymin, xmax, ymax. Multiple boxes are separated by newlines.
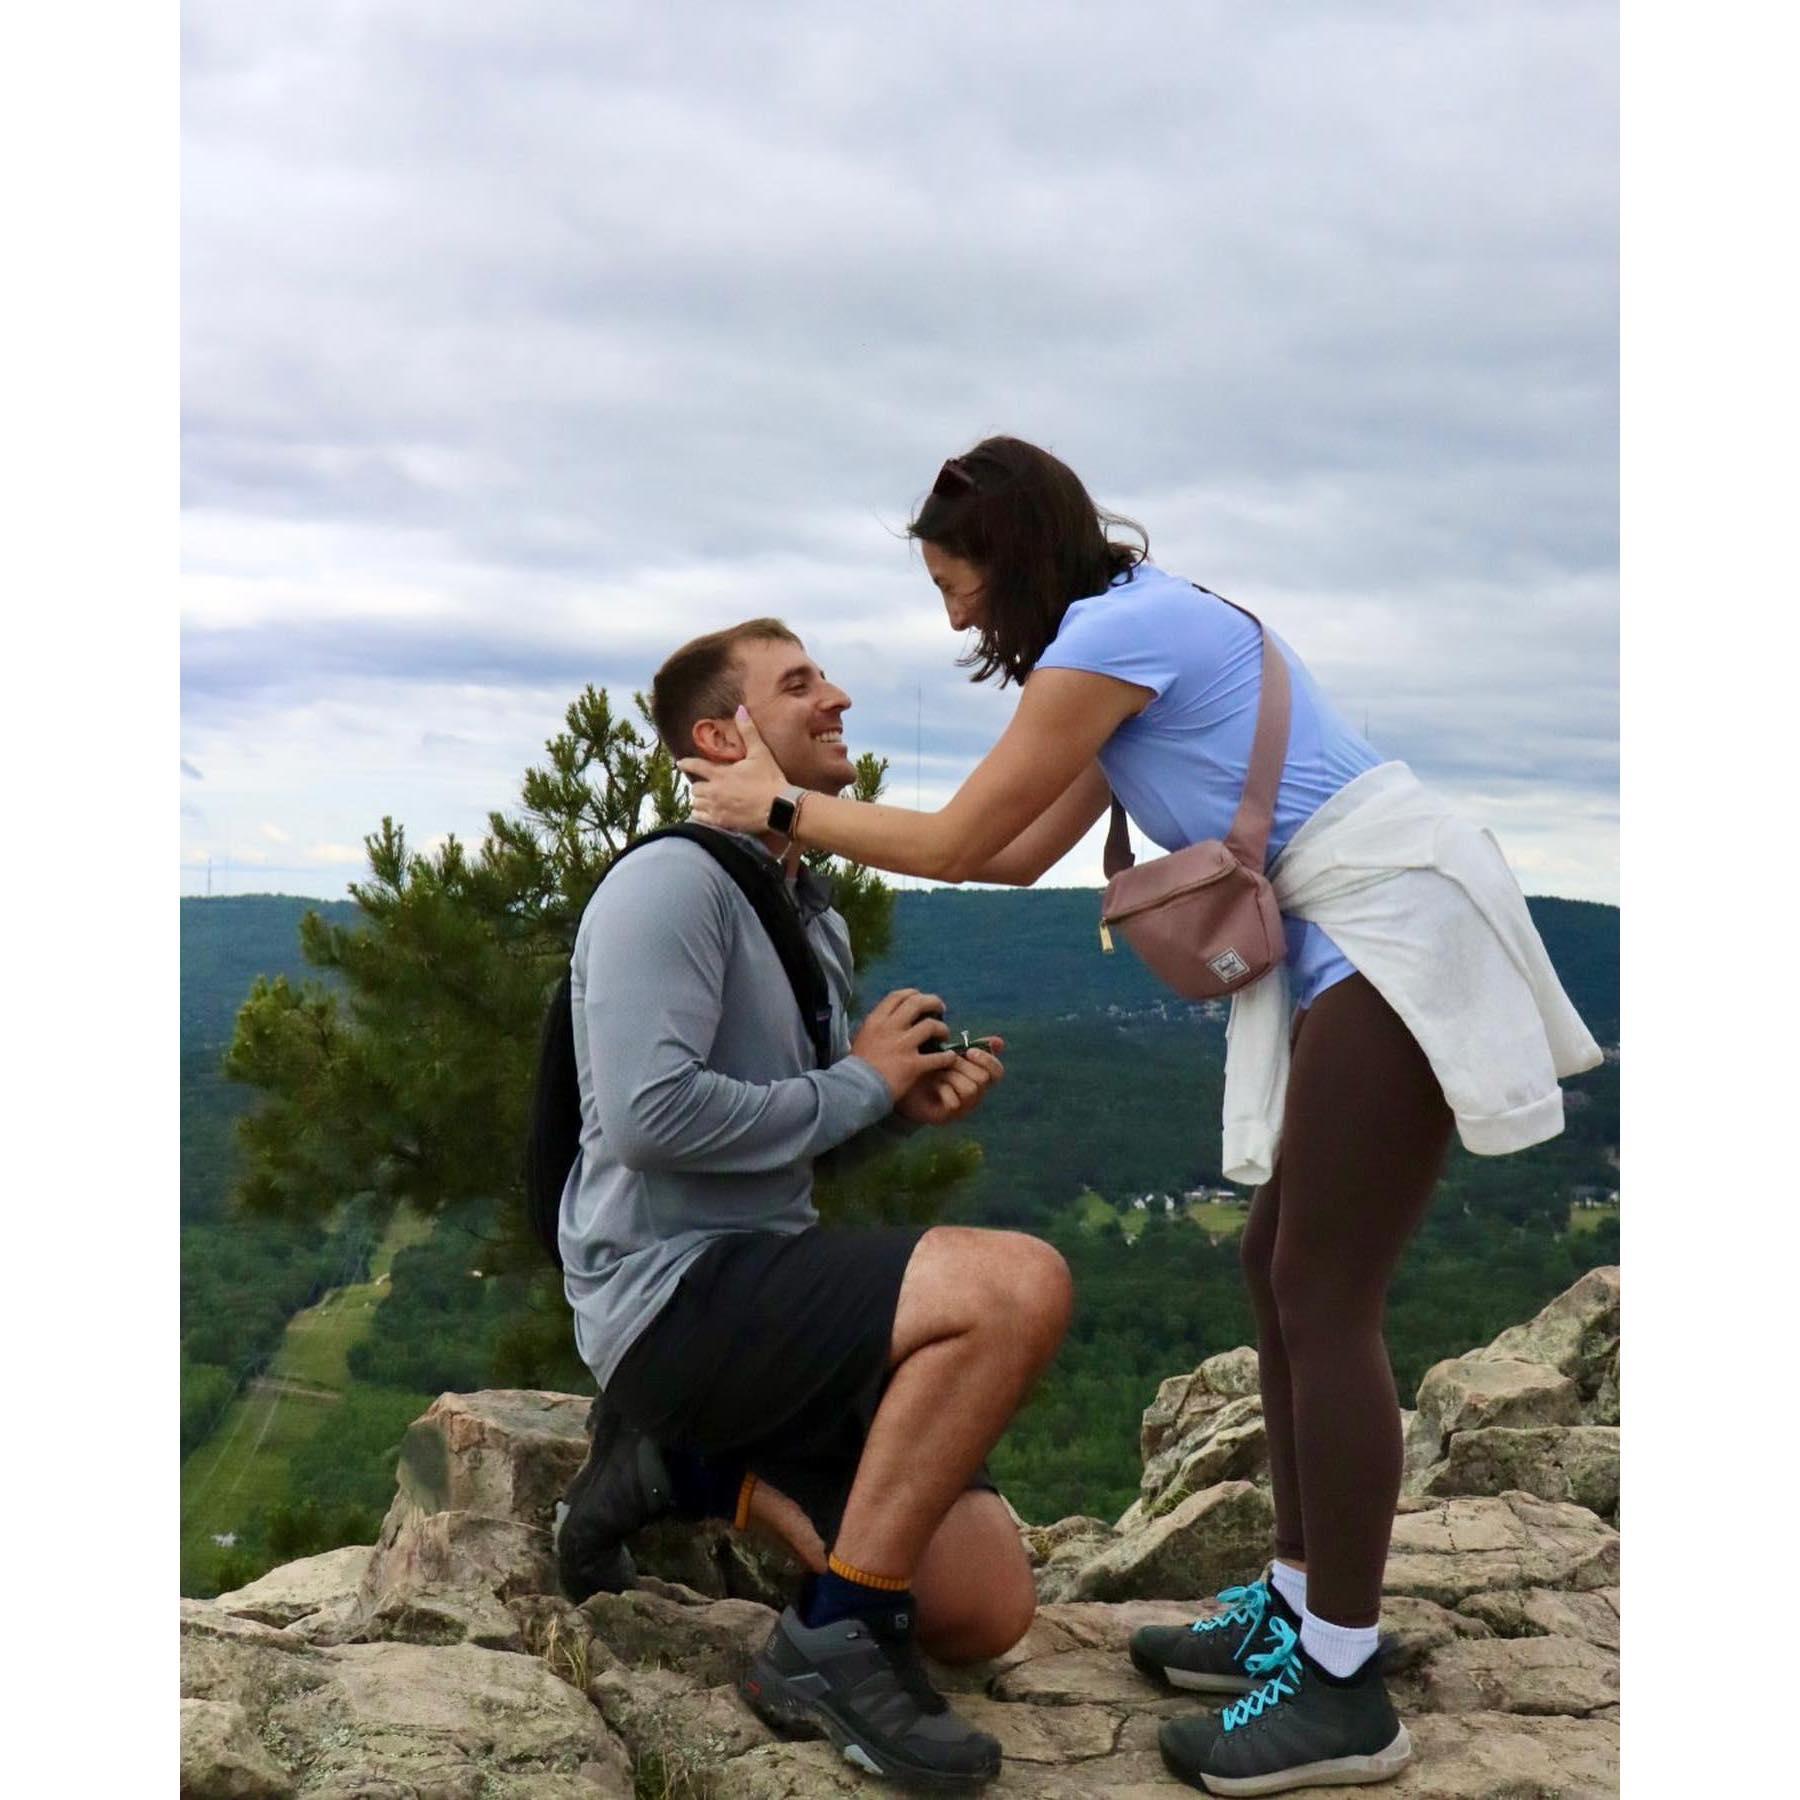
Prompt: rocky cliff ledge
<box><xmin>181</xmin><ymin>1266</ymin><xmax>1619</xmax><ymax>1798</ymax></box>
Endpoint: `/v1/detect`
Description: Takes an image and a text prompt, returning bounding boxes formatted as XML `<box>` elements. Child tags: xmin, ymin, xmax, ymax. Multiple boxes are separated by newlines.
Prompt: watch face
<box><xmin>768</xmin><ymin>795</ymin><xmax>798</xmax><ymax>834</ymax></box>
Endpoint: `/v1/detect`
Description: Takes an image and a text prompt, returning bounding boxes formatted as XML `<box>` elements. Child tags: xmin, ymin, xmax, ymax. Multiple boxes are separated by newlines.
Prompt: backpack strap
<box><xmin>635</xmin><ymin>825</ymin><xmax>835</xmax><ymax>1069</ymax></box>
<box><xmin>1100</xmin><ymin>588</ymin><xmax>1293</xmax><ymax>877</ymax></box>
<box><xmin>523</xmin><ymin>823</ymin><xmax>836</xmax><ymax>1270</ymax></box>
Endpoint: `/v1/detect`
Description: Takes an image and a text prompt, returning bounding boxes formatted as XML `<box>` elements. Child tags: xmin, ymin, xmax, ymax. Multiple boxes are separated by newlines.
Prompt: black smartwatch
<box><xmin>767</xmin><ymin>785</ymin><xmax>807</xmax><ymax>839</ymax></box>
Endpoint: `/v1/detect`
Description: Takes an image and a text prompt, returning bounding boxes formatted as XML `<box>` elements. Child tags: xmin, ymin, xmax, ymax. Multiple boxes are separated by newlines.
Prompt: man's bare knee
<box><xmin>914</xmin><ymin>1492</ymin><xmax>1039</xmax><ymax>1664</ymax></box>
<box><xmin>1007</xmin><ymin>1234</ymin><xmax>1074</xmax><ymax>1360</ymax></box>
<box><xmin>920</xmin><ymin>1585</ymin><xmax>1037</xmax><ymax>1666</ymax></box>
<box><xmin>890</xmin><ymin>1228</ymin><xmax>1072</xmax><ymax>1368</ymax></box>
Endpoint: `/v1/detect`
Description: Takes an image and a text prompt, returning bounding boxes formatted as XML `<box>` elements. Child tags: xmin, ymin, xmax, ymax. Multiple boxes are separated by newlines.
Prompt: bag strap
<box><xmin>1222</xmin><ymin>606</ymin><xmax>1292</xmax><ymax>870</ymax></box>
<box><xmin>1103</xmin><ymin>791</ymin><xmax>1136</xmax><ymax>878</ymax></box>
<box><xmin>1101</xmin><ymin>589</ymin><xmax>1293</xmax><ymax>877</ymax></box>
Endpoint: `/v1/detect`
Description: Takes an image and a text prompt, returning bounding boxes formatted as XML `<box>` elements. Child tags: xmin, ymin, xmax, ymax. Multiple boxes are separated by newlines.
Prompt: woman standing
<box><xmin>680</xmin><ymin>437</ymin><xmax>1600</xmax><ymax>1796</ymax></box>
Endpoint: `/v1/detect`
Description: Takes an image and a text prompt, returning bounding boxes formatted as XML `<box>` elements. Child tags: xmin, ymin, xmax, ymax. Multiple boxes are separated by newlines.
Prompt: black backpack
<box><xmin>524</xmin><ymin>825</ymin><xmax>835</xmax><ymax>1270</ymax></box>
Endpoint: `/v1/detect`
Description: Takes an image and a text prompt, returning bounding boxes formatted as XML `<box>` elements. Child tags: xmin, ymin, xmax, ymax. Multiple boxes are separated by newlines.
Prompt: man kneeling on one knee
<box><xmin>554</xmin><ymin>618</ymin><xmax>1073</xmax><ymax>1789</ymax></box>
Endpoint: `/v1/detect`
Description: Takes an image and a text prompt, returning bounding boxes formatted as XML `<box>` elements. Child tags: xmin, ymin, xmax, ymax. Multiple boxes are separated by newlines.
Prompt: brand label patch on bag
<box><xmin>1208</xmin><ymin>949</ymin><xmax>1250</xmax><ymax>983</ymax></box>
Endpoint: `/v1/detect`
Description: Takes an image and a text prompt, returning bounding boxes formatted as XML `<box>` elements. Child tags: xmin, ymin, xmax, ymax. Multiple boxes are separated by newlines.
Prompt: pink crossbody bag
<box><xmin>1098</xmin><ymin>596</ymin><xmax>1292</xmax><ymax>1000</ymax></box>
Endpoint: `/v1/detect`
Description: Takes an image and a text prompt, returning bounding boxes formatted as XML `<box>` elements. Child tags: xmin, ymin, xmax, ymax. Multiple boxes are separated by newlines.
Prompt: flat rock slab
<box><xmin>1038</xmin><ymin>1600</ymin><xmax>1207</xmax><ymax>1653</ymax></box>
<box><xmin>1383</xmin><ymin>1493</ymin><xmax>1619</xmax><ymax>1605</ymax></box>
<box><xmin>1396</xmin><ymin>1712</ymin><xmax>1620</xmax><ymax>1798</ymax></box>
<box><xmin>956</xmin><ymin>1695</ymin><xmax>1122</xmax><ymax>1763</ymax></box>
<box><xmin>182</xmin><ymin>1600</ymin><xmax>335</xmax><ymax>1716</ymax></box>
<box><xmin>1459</xmin><ymin>1583</ymin><xmax>1621</xmax><ymax>1650</ymax></box>
<box><xmin>180</xmin><ymin>1697</ymin><xmax>294</xmax><ymax>1800</ymax></box>
<box><xmin>1416</xmin><ymin>1634</ymin><xmax>1620</xmax><ymax>1718</ymax></box>
<box><xmin>214</xmin><ymin>1543</ymin><xmax>375</xmax><ymax>1629</ymax></box>
<box><xmin>992</xmin><ymin>1647</ymin><xmax>1180</xmax><ymax>1709</ymax></box>
<box><xmin>1421</xmin><ymin>1424</ymin><xmax>1620</xmax><ymax>1517</ymax></box>
<box><xmin>581</xmin><ymin>1589</ymin><xmax>776</xmax><ymax>1685</ymax></box>
<box><xmin>1415</xmin><ymin>1355</ymin><xmax>1583</xmax><ymax>1442</ymax></box>
<box><xmin>701</xmin><ymin>1707</ymin><xmax>1621</xmax><ymax>1799</ymax></box>
<box><xmin>182</xmin><ymin>1599</ymin><xmax>635</xmax><ymax>1798</ymax></box>
<box><xmin>708</xmin><ymin>1740</ymin><xmax>879</xmax><ymax>1798</ymax></box>
<box><xmin>268</xmin><ymin>1640</ymin><xmax>632</xmax><ymax>1797</ymax></box>
<box><xmin>590</xmin><ymin>1667</ymin><xmax>778</xmax><ymax>1771</ymax></box>
<box><xmin>1377</xmin><ymin>1594</ymin><xmax>1495</xmax><ymax>1674</ymax></box>
<box><xmin>711</xmin><ymin>1739</ymin><xmax>1191</xmax><ymax>1798</ymax></box>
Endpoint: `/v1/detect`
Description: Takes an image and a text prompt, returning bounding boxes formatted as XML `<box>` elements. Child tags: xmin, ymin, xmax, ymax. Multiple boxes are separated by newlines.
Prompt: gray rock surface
<box><xmin>1383</xmin><ymin>1493</ymin><xmax>1619</xmax><ymax>1605</ymax></box>
<box><xmin>179</xmin><ymin>1696</ymin><xmax>295</xmax><ymax>1800</ymax></box>
<box><xmin>1413</xmin><ymin>1355</ymin><xmax>1583</xmax><ymax>1445</ymax></box>
<box><xmin>1415</xmin><ymin>1634</ymin><xmax>1620</xmax><ymax>1718</ymax></box>
<box><xmin>1457</xmin><ymin>1584</ymin><xmax>1621</xmax><ymax>1651</ymax></box>
<box><xmin>353</xmin><ymin>1507</ymin><xmax>555</xmax><ymax>1650</ymax></box>
<box><xmin>213</xmin><ymin>1544</ymin><xmax>374</xmax><ymax>1631</ymax></box>
<box><xmin>1420</xmin><ymin>1424</ymin><xmax>1620</xmax><ymax>1519</ymax></box>
<box><xmin>178</xmin><ymin>1267</ymin><xmax>1622</xmax><ymax>1796</ymax></box>
<box><xmin>1483</xmin><ymin>1266</ymin><xmax>1620</xmax><ymax>1420</ymax></box>
<box><xmin>180</xmin><ymin>1599</ymin><xmax>633</xmax><ymax>1797</ymax></box>
<box><xmin>1404</xmin><ymin>1266</ymin><xmax>1621</xmax><ymax>1505</ymax></box>
<box><xmin>1072</xmin><ymin>1480</ymin><xmax>1275</xmax><ymax>1602</ymax></box>
<box><xmin>1136</xmin><ymin>1348</ymin><xmax>1266</xmax><ymax>1518</ymax></box>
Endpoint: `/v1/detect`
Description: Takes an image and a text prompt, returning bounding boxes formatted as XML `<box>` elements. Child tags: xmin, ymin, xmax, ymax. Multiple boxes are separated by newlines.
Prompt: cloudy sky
<box><xmin>180</xmin><ymin>0</ymin><xmax>1617</xmax><ymax>902</ymax></box>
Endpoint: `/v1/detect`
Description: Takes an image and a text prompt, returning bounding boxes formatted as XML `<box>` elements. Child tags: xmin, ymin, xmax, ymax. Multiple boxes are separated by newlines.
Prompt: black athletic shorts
<box><xmin>604</xmin><ymin>1224</ymin><xmax>996</xmax><ymax>1544</ymax></box>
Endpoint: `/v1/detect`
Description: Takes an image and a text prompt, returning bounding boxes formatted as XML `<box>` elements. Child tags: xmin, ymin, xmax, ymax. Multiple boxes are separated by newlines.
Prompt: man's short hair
<box><xmin>650</xmin><ymin>618</ymin><xmax>802</xmax><ymax>759</ymax></box>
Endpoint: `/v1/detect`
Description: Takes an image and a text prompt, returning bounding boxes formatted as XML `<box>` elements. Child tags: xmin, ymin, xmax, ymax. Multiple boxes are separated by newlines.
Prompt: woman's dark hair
<box><xmin>907</xmin><ymin>435</ymin><xmax>1149</xmax><ymax>686</ymax></box>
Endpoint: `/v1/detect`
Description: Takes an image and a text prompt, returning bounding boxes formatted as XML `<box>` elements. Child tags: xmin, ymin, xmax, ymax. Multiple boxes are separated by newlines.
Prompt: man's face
<box><xmin>731</xmin><ymin>637</ymin><xmax>856</xmax><ymax>795</ymax></box>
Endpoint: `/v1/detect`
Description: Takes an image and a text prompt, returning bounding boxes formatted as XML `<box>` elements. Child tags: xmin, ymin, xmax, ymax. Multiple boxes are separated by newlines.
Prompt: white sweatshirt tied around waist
<box><xmin>1222</xmin><ymin>762</ymin><xmax>1604</xmax><ymax>1187</ymax></box>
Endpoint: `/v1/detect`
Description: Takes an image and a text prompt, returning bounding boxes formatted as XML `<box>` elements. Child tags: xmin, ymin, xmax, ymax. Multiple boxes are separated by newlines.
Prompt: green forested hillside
<box><xmin>181</xmin><ymin>894</ymin><xmax>360</xmax><ymax>1053</ymax></box>
<box><xmin>864</xmin><ymin>890</ymin><xmax>1618</xmax><ymax>1044</ymax></box>
<box><xmin>180</xmin><ymin>895</ymin><xmax>368</xmax><ymax>1464</ymax></box>
<box><xmin>180</xmin><ymin>888</ymin><xmax>1618</xmax><ymax>1577</ymax></box>
<box><xmin>179</xmin><ymin>891</ymin><xmax>1618</xmax><ymax>1054</ymax></box>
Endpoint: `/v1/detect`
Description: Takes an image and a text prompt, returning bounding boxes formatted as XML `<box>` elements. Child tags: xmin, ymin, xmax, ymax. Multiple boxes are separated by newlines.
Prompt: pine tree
<box><xmin>223</xmin><ymin>685</ymin><xmax>981</xmax><ymax>1385</ymax></box>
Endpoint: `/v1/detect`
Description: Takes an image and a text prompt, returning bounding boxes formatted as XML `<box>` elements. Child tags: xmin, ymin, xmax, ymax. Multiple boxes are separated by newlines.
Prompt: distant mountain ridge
<box><xmin>180</xmin><ymin>888</ymin><xmax>1618</xmax><ymax>1048</ymax></box>
<box><xmin>181</xmin><ymin>895</ymin><xmax>360</xmax><ymax>1049</ymax></box>
<box><xmin>866</xmin><ymin>890</ymin><xmax>1618</xmax><ymax>1039</ymax></box>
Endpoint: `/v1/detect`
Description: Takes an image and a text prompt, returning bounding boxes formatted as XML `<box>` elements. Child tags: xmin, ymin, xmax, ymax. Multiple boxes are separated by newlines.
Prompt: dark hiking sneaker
<box><xmin>740</xmin><ymin>1603</ymin><xmax>1002</xmax><ymax>1790</ymax></box>
<box><xmin>1130</xmin><ymin>1578</ymin><xmax>1300</xmax><ymax>1695</ymax></box>
<box><xmin>1158</xmin><ymin>1618</ymin><xmax>1411</xmax><ymax>1796</ymax></box>
<box><xmin>551</xmin><ymin>1395</ymin><xmax>674</xmax><ymax>1603</ymax></box>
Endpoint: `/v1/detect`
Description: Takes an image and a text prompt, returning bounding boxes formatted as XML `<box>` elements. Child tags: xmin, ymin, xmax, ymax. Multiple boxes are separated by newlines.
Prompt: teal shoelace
<box><xmin>1220</xmin><ymin>1616</ymin><xmax>1304</xmax><ymax>1732</ymax></box>
<box><xmin>1188</xmin><ymin>1580</ymin><xmax>1270</xmax><ymax>1667</ymax></box>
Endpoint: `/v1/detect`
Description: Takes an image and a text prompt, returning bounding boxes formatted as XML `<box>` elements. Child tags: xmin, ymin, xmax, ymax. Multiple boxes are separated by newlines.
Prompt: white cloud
<box><xmin>181</xmin><ymin>0</ymin><xmax>1616</xmax><ymax>903</ymax></box>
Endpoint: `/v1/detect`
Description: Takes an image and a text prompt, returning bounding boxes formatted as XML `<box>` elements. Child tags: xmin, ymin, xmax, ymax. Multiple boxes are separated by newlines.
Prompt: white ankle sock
<box><xmin>1300</xmin><ymin>1608</ymin><xmax>1380</xmax><ymax>1678</ymax></box>
<box><xmin>1269</xmin><ymin>1561</ymin><xmax>1307</xmax><ymax>1616</ymax></box>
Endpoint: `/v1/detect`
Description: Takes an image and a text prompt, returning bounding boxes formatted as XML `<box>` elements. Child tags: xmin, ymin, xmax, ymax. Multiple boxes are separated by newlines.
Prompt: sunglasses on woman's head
<box><xmin>931</xmin><ymin>458</ymin><xmax>977</xmax><ymax>500</ymax></box>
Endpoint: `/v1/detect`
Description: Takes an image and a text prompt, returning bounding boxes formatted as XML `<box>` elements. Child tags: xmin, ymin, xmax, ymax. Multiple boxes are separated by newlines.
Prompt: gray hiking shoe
<box><xmin>740</xmin><ymin>1604</ymin><xmax>1002</xmax><ymax>1789</ymax></box>
<box><xmin>551</xmin><ymin>1394</ymin><xmax>672</xmax><ymax>1603</ymax></box>
<box><xmin>1130</xmin><ymin>1578</ymin><xmax>1300</xmax><ymax>1695</ymax></box>
<box><xmin>1158</xmin><ymin>1617</ymin><xmax>1411</xmax><ymax>1796</ymax></box>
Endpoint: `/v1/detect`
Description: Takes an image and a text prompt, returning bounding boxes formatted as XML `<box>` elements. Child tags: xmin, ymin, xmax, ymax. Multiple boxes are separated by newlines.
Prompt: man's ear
<box><xmin>690</xmin><ymin>716</ymin><xmax>745</xmax><ymax>762</ymax></box>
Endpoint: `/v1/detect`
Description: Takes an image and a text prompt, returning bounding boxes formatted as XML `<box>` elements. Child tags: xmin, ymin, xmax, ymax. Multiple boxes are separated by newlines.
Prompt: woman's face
<box><xmin>922</xmin><ymin>541</ymin><xmax>989</xmax><ymax>634</ymax></box>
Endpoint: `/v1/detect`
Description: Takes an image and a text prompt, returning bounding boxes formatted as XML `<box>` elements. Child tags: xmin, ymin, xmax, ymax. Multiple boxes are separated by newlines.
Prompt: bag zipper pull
<box><xmin>1099</xmin><ymin>921</ymin><xmax>1115</xmax><ymax>954</ymax></box>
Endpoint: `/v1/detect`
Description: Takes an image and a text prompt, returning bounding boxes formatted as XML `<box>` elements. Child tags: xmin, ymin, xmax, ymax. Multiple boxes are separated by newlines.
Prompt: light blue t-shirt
<box><xmin>1034</xmin><ymin>563</ymin><xmax>1382</xmax><ymax>1011</ymax></box>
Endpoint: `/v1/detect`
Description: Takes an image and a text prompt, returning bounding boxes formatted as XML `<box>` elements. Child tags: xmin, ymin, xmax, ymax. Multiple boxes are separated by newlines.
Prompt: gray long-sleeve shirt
<box><xmin>558</xmin><ymin>831</ymin><xmax>908</xmax><ymax>1387</ymax></box>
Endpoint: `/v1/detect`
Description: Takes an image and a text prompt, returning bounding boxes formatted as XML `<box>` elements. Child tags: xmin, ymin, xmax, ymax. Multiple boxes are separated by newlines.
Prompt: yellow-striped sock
<box><xmin>826</xmin><ymin>1551</ymin><xmax>910</xmax><ymax>1593</ymax></box>
<box><xmin>732</xmin><ymin>1473</ymin><xmax>758</xmax><ymax>1533</ymax></box>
